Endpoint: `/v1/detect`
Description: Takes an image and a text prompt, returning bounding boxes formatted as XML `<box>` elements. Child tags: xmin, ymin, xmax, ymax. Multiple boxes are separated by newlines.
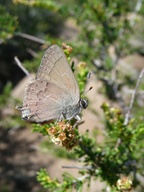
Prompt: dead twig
<box><xmin>26</xmin><ymin>48</ymin><xmax>38</xmax><ymax>58</ymax></box>
<box><xmin>124</xmin><ymin>68</ymin><xmax>144</xmax><ymax>126</ymax></box>
<box><xmin>62</xmin><ymin>165</ymin><xmax>92</xmax><ymax>170</ymax></box>
<box><xmin>15</xmin><ymin>32</ymin><xmax>49</xmax><ymax>45</ymax></box>
<box><xmin>14</xmin><ymin>56</ymin><xmax>33</xmax><ymax>80</ymax></box>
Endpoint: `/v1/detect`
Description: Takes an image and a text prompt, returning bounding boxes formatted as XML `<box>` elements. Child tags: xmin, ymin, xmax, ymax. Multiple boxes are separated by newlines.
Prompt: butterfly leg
<box><xmin>56</xmin><ymin>112</ymin><xmax>65</xmax><ymax>123</ymax></box>
<box><xmin>73</xmin><ymin>115</ymin><xmax>83</xmax><ymax>128</ymax></box>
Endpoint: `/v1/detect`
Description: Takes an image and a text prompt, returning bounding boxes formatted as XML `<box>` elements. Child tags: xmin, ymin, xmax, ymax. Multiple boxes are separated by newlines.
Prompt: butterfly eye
<box><xmin>80</xmin><ymin>99</ymin><xmax>88</xmax><ymax>109</ymax></box>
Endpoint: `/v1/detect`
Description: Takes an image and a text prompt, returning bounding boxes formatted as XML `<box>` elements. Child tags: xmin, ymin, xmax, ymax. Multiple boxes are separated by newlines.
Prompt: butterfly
<box><xmin>17</xmin><ymin>45</ymin><xmax>88</xmax><ymax>124</ymax></box>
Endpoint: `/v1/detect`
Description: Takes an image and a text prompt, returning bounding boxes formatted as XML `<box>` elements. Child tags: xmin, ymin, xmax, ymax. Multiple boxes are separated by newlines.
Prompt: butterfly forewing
<box><xmin>36</xmin><ymin>45</ymin><xmax>80</xmax><ymax>105</ymax></box>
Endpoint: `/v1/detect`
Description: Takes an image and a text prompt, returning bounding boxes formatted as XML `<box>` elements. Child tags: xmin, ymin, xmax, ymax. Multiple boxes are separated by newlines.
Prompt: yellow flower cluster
<box><xmin>117</xmin><ymin>177</ymin><xmax>133</xmax><ymax>191</ymax></box>
<box><xmin>47</xmin><ymin>121</ymin><xmax>78</xmax><ymax>150</ymax></box>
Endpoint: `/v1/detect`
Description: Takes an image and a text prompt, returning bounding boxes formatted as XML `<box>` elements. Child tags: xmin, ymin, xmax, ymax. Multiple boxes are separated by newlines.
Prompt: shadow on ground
<box><xmin>0</xmin><ymin>127</ymin><xmax>47</xmax><ymax>192</ymax></box>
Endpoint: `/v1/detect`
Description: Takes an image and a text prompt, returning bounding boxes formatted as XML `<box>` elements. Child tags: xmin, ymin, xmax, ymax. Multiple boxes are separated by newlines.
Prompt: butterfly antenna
<box><xmin>82</xmin><ymin>86</ymin><xmax>93</xmax><ymax>97</ymax></box>
<box><xmin>14</xmin><ymin>56</ymin><xmax>33</xmax><ymax>80</ymax></box>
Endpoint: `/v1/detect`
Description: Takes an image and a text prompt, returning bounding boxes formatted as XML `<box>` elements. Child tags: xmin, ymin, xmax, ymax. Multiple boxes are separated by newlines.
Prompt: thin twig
<box><xmin>15</xmin><ymin>32</ymin><xmax>49</xmax><ymax>45</ymax></box>
<box><xmin>130</xmin><ymin>0</ymin><xmax>143</xmax><ymax>27</ymax></box>
<box><xmin>114</xmin><ymin>138</ymin><xmax>121</xmax><ymax>150</ymax></box>
<box><xmin>124</xmin><ymin>68</ymin><xmax>144</xmax><ymax>126</ymax></box>
<box><xmin>62</xmin><ymin>165</ymin><xmax>92</xmax><ymax>170</ymax></box>
<box><xmin>77</xmin><ymin>175</ymin><xmax>90</xmax><ymax>181</ymax></box>
<box><xmin>72</xmin><ymin>175</ymin><xmax>90</xmax><ymax>184</ymax></box>
<box><xmin>26</xmin><ymin>48</ymin><xmax>38</xmax><ymax>58</ymax></box>
<box><xmin>14</xmin><ymin>56</ymin><xmax>33</xmax><ymax>80</ymax></box>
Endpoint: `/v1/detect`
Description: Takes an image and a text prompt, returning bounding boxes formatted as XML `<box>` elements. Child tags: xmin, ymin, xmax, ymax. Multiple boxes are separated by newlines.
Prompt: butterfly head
<box><xmin>79</xmin><ymin>98</ymin><xmax>88</xmax><ymax>109</ymax></box>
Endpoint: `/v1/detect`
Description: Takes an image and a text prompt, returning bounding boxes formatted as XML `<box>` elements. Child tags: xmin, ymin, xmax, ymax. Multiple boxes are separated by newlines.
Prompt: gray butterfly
<box><xmin>17</xmin><ymin>45</ymin><xmax>88</xmax><ymax>124</ymax></box>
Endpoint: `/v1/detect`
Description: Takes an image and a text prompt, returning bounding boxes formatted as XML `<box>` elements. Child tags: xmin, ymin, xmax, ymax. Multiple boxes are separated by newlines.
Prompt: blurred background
<box><xmin>0</xmin><ymin>0</ymin><xmax>144</xmax><ymax>191</ymax></box>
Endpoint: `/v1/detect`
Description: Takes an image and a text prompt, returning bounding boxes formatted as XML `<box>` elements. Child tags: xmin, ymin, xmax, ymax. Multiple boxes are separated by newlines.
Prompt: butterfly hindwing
<box><xmin>22</xmin><ymin>79</ymin><xmax>69</xmax><ymax>122</ymax></box>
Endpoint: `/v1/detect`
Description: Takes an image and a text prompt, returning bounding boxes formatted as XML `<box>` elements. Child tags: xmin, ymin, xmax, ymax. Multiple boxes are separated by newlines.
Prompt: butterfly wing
<box><xmin>19</xmin><ymin>44</ymin><xmax>80</xmax><ymax>122</ymax></box>
<box><xmin>36</xmin><ymin>44</ymin><xmax>80</xmax><ymax>105</ymax></box>
<box><xmin>21</xmin><ymin>79</ymin><xmax>69</xmax><ymax>122</ymax></box>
